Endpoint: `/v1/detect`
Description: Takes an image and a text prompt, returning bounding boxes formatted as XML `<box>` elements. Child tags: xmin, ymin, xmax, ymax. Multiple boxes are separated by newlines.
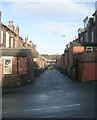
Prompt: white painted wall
<box><xmin>6</xmin><ymin>32</ymin><xmax>9</xmax><ymax>48</ymax></box>
<box><xmin>1</xmin><ymin>30</ymin><xmax>3</xmax><ymax>44</ymax></box>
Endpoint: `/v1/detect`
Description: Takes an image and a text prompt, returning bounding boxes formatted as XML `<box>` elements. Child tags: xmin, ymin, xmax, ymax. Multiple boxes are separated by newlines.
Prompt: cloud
<box><xmin>1</xmin><ymin>0</ymin><xmax>95</xmax><ymax>19</ymax></box>
<box><xmin>0</xmin><ymin>0</ymin><xmax>96</xmax><ymax>2</ymax></box>
<box><xmin>1</xmin><ymin>1</ymin><xmax>95</xmax><ymax>39</ymax></box>
<box><xmin>40</xmin><ymin>22</ymin><xmax>68</xmax><ymax>36</ymax></box>
<box><xmin>0</xmin><ymin>0</ymin><xmax>95</xmax><ymax>54</ymax></box>
<box><xmin>30</xmin><ymin>21</ymin><xmax>80</xmax><ymax>40</ymax></box>
<box><xmin>74</xmin><ymin>0</ymin><xmax>96</xmax><ymax>2</ymax></box>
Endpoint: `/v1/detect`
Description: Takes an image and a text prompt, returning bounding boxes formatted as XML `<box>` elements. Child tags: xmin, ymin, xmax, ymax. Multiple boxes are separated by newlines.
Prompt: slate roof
<box><xmin>71</xmin><ymin>42</ymin><xmax>97</xmax><ymax>46</ymax></box>
<box><xmin>0</xmin><ymin>48</ymin><xmax>38</xmax><ymax>58</ymax></box>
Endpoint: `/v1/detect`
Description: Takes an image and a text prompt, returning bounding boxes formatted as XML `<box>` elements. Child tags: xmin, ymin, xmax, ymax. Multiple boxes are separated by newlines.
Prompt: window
<box><xmin>81</xmin><ymin>36</ymin><xmax>83</xmax><ymax>42</ymax></box>
<box><xmin>93</xmin><ymin>16</ymin><xmax>95</xmax><ymax>24</ymax></box>
<box><xmin>4</xmin><ymin>57</ymin><xmax>12</xmax><ymax>74</ymax></box>
<box><xmin>84</xmin><ymin>32</ymin><xmax>88</xmax><ymax>42</ymax></box>
<box><xmin>84</xmin><ymin>18</ymin><xmax>88</xmax><ymax>28</ymax></box>
<box><xmin>91</xmin><ymin>31</ymin><xmax>94</xmax><ymax>42</ymax></box>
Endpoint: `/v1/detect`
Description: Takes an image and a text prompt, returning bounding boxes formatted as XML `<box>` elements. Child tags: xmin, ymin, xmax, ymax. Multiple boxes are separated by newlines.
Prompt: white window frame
<box><xmin>3</xmin><ymin>56</ymin><xmax>13</xmax><ymax>74</ymax></box>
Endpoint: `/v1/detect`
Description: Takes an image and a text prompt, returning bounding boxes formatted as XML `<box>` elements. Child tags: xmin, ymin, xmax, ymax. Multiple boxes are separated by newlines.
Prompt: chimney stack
<box><xmin>8</xmin><ymin>20</ymin><xmax>14</xmax><ymax>32</ymax></box>
<box><xmin>25</xmin><ymin>36</ymin><xmax>29</xmax><ymax>42</ymax></box>
<box><xmin>15</xmin><ymin>26</ymin><xmax>19</xmax><ymax>35</ymax></box>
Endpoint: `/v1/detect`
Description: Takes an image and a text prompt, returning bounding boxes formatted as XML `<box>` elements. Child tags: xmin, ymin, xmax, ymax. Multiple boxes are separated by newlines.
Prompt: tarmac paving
<box><xmin>2</xmin><ymin>68</ymin><xmax>96</xmax><ymax>118</ymax></box>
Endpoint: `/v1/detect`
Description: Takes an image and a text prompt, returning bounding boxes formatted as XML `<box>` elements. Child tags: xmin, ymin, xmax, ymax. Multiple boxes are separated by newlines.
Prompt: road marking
<box><xmin>24</xmin><ymin>104</ymin><xmax>80</xmax><ymax>112</ymax></box>
<box><xmin>3</xmin><ymin>104</ymin><xmax>80</xmax><ymax>114</ymax></box>
<box><xmin>49</xmin><ymin>90</ymin><xmax>64</xmax><ymax>93</ymax></box>
<box><xmin>24</xmin><ymin>108</ymin><xmax>43</xmax><ymax>112</ymax></box>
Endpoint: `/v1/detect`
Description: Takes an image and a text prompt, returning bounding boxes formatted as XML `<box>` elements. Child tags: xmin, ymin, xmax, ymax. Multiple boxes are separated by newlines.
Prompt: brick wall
<box><xmin>12</xmin><ymin>57</ymin><xmax>27</xmax><ymax>74</ymax></box>
<box><xmin>0</xmin><ymin>58</ymin><xmax>3</xmax><ymax>75</ymax></box>
<box><xmin>18</xmin><ymin>57</ymin><xmax>27</xmax><ymax>74</ymax></box>
<box><xmin>12</xmin><ymin>57</ymin><xmax>17</xmax><ymax>74</ymax></box>
<box><xmin>2</xmin><ymin>56</ymin><xmax>29</xmax><ymax>87</ymax></box>
<box><xmin>64</xmin><ymin>52</ymin><xmax>69</xmax><ymax>69</ymax></box>
<box><xmin>74</xmin><ymin>52</ymin><xmax>97</xmax><ymax>62</ymax></box>
<box><xmin>73</xmin><ymin>46</ymin><xmax>85</xmax><ymax>53</ymax></box>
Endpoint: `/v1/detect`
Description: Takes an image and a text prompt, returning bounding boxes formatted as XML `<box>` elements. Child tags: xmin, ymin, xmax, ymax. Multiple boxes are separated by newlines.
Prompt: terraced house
<box><xmin>56</xmin><ymin>8</ymin><xmax>97</xmax><ymax>82</ymax></box>
<box><xmin>0</xmin><ymin>12</ymin><xmax>43</xmax><ymax>87</ymax></box>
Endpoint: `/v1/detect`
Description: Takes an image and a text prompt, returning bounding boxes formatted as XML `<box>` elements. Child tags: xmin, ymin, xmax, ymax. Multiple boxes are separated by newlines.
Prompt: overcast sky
<box><xmin>0</xmin><ymin>0</ymin><xmax>96</xmax><ymax>54</ymax></box>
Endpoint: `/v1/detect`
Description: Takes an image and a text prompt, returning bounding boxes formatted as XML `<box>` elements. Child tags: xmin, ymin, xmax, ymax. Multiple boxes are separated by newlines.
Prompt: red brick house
<box><xmin>0</xmin><ymin>48</ymin><xmax>34</xmax><ymax>87</ymax></box>
<box><xmin>0</xmin><ymin>16</ymin><xmax>47</xmax><ymax>86</ymax></box>
<box><xmin>1</xmin><ymin>21</ymin><xmax>23</xmax><ymax>48</ymax></box>
<box><xmin>78</xmin><ymin>10</ymin><xmax>97</xmax><ymax>43</ymax></box>
<box><xmin>56</xmin><ymin>8</ymin><xmax>97</xmax><ymax>81</ymax></box>
<box><xmin>67</xmin><ymin>9</ymin><xmax>97</xmax><ymax>81</ymax></box>
<box><xmin>0</xmin><ymin>17</ymin><xmax>38</xmax><ymax>86</ymax></box>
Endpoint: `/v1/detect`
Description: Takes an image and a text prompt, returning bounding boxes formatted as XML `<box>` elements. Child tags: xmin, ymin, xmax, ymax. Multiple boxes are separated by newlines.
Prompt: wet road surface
<box><xmin>2</xmin><ymin>68</ymin><xmax>95</xmax><ymax>118</ymax></box>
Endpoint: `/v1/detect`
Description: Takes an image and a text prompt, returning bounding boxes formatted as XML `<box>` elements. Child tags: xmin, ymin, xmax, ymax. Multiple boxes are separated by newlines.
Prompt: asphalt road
<box><xmin>2</xmin><ymin>68</ymin><xmax>96</xmax><ymax>118</ymax></box>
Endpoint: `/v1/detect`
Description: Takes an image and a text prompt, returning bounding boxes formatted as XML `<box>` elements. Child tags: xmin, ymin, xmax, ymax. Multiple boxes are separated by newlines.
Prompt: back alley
<box><xmin>2</xmin><ymin>68</ymin><xmax>95</xmax><ymax>118</ymax></box>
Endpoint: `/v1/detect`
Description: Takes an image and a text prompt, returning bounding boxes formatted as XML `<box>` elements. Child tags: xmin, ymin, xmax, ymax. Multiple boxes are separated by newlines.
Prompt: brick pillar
<box><xmin>15</xmin><ymin>36</ymin><xmax>18</xmax><ymax>48</ymax></box>
<box><xmin>15</xmin><ymin>26</ymin><xmax>20</xmax><ymax>48</ymax></box>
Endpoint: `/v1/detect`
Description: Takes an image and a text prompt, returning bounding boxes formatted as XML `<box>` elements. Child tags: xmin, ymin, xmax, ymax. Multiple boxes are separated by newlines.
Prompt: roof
<box><xmin>1</xmin><ymin>23</ymin><xmax>16</xmax><ymax>36</ymax></box>
<box><xmin>71</xmin><ymin>42</ymin><xmax>97</xmax><ymax>46</ymax></box>
<box><xmin>1</xmin><ymin>23</ymin><xmax>23</xmax><ymax>40</ymax></box>
<box><xmin>83</xmin><ymin>16</ymin><xmax>93</xmax><ymax>22</ymax></box>
<box><xmin>74</xmin><ymin>52</ymin><xmax>97</xmax><ymax>62</ymax></box>
<box><xmin>0</xmin><ymin>48</ymin><xmax>38</xmax><ymax>58</ymax></box>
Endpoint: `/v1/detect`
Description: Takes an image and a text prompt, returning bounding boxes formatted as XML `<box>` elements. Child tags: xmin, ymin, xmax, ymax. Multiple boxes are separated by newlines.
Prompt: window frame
<box><xmin>3</xmin><ymin>56</ymin><xmax>13</xmax><ymax>74</ymax></box>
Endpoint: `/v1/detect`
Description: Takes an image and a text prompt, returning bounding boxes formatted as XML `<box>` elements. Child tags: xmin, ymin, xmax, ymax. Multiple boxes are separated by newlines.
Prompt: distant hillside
<box><xmin>41</xmin><ymin>54</ymin><xmax>61</xmax><ymax>60</ymax></box>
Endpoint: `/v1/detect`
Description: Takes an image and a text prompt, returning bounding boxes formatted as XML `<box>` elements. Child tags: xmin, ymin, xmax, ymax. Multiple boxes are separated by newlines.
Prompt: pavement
<box><xmin>2</xmin><ymin>68</ymin><xmax>96</xmax><ymax>118</ymax></box>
